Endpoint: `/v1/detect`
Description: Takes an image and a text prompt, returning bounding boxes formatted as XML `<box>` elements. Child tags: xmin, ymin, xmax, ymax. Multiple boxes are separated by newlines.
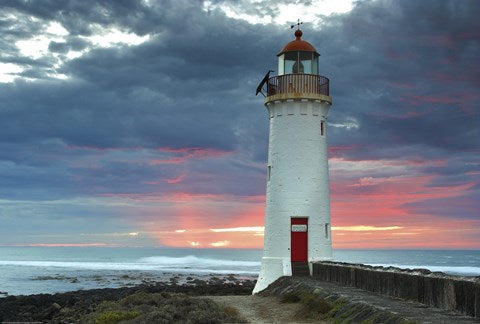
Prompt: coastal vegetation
<box><xmin>280</xmin><ymin>288</ymin><xmax>417</xmax><ymax>323</ymax></box>
<box><xmin>270</xmin><ymin>280</ymin><xmax>420</xmax><ymax>324</ymax></box>
<box><xmin>88</xmin><ymin>292</ymin><xmax>245</xmax><ymax>323</ymax></box>
<box><xmin>94</xmin><ymin>310</ymin><xmax>141</xmax><ymax>324</ymax></box>
<box><xmin>0</xmin><ymin>279</ymin><xmax>254</xmax><ymax>323</ymax></box>
<box><xmin>1</xmin><ymin>274</ymin><xmax>474</xmax><ymax>323</ymax></box>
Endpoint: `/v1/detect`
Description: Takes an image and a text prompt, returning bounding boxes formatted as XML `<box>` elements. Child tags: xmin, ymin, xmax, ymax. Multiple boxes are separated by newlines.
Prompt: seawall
<box><xmin>311</xmin><ymin>261</ymin><xmax>480</xmax><ymax>319</ymax></box>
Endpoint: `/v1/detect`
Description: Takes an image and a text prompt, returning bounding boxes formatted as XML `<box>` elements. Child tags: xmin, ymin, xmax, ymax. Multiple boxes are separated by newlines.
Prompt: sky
<box><xmin>0</xmin><ymin>0</ymin><xmax>479</xmax><ymax>249</ymax></box>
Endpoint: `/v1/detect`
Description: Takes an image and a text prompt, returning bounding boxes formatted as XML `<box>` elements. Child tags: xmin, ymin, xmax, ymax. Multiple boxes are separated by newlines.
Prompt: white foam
<box><xmin>366</xmin><ymin>263</ymin><xmax>480</xmax><ymax>276</ymax></box>
<box><xmin>139</xmin><ymin>255</ymin><xmax>259</xmax><ymax>267</ymax></box>
<box><xmin>0</xmin><ymin>255</ymin><xmax>260</xmax><ymax>274</ymax></box>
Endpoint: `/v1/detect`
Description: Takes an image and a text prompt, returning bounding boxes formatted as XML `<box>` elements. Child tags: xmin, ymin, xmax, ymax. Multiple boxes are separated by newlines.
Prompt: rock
<box><xmin>52</xmin><ymin>302</ymin><xmax>61</xmax><ymax>310</ymax></box>
<box><xmin>191</xmin><ymin>279</ymin><xmax>207</xmax><ymax>286</ymax></box>
<box><xmin>33</xmin><ymin>275</ymin><xmax>58</xmax><ymax>280</ymax></box>
<box><xmin>227</xmin><ymin>275</ymin><xmax>238</xmax><ymax>281</ymax></box>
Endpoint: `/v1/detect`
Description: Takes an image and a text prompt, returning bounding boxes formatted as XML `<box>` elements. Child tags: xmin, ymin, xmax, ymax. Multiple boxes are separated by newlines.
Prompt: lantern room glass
<box><xmin>278</xmin><ymin>51</ymin><xmax>319</xmax><ymax>75</ymax></box>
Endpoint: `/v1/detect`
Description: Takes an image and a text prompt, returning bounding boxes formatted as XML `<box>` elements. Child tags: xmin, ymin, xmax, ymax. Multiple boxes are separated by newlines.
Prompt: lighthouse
<box><xmin>253</xmin><ymin>25</ymin><xmax>333</xmax><ymax>294</ymax></box>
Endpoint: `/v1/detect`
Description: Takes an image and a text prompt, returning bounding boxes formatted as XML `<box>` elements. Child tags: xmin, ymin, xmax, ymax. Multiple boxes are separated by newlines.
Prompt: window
<box><xmin>284</xmin><ymin>52</ymin><xmax>297</xmax><ymax>74</ymax></box>
<box><xmin>278</xmin><ymin>54</ymin><xmax>285</xmax><ymax>75</ymax></box>
<box><xmin>267</xmin><ymin>165</ymin><xmax>271</xmax><ymax>181</ymax></box>
<box><xmin>321</xmin><ymin>121</ymin><xmax>324</xmax><ymax>136</ymax></box>
<box><xmin>325</xmin><ymin>223</ymin><xmax>329</xmax><ymax>238</ymax></box>
<box><xmin>280</xmin><ymin>51</ymin><xmax>319</xmax><ymax>75</ymax></box>
<box><xmin>299</xmin><ymin>51</ymin><xmax>313</xmax><ymax>74</ymax></box>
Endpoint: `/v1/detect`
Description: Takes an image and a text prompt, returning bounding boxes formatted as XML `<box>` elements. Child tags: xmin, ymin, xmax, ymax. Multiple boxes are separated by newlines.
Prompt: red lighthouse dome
<box><xmin>278</xmin><ymin>29</ymin><xmax>319</xmax><ymax>56</ymax></box>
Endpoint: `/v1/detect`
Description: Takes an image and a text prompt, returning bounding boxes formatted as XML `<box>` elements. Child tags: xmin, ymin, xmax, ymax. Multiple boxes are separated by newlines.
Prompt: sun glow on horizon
<box><xmin>332</xmin><ymin>226</ymin><xmax>403</xmax><ymax>232</ymax></box>
<box><xmin>210</xmin><ymin>226</ymin><xmax>264</xmax><ymax>233</ymax></box>
<box><xmin>210</xmin><ymin>240</ymin><xmax>230</xmax><ymax>247</ymax></box>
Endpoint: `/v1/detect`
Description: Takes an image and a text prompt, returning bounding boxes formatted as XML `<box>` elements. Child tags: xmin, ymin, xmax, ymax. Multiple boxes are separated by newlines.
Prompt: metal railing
<box><xmin>267</xmin><ymin>74</ymin><xmax>330</xmax><ymax>96</ymax></box>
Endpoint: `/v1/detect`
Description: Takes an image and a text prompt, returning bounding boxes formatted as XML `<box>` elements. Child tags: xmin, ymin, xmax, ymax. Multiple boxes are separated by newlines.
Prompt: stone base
<box><xmin>253</xmin><ymin>257</ymin><xmax>291</xmax><ymax>294</ymax></box>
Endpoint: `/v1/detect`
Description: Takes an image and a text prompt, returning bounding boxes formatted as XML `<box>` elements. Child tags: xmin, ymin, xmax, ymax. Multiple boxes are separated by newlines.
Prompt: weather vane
<box><xmin>290</xmin><ymin>19</ymin><xmax>303</xmax><ymax>30</ymax></box>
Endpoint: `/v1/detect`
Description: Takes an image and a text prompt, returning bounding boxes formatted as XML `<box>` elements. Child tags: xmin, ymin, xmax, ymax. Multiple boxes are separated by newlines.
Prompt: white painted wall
<box><xmin>253</xmin><ymin>98</ymin><xmax>333</xmax><ymax>294</ymax></box>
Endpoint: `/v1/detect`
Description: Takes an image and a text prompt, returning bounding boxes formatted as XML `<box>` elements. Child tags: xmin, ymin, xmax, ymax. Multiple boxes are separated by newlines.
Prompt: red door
<box><xmin>291</xmin><ymin>218</ymin><xmax>308</xmax><ymax>262</ymax></box>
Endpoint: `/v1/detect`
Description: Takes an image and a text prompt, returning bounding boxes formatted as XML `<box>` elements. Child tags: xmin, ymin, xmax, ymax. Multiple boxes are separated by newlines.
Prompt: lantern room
<box><xmin>277</xmin><ymin>29</ymin><xmax>319</xmax><ymax>76</ymax></box>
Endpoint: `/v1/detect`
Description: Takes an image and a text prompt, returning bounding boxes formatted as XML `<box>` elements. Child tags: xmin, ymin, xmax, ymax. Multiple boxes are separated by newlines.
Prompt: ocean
<box><xmin>0</xmin><ymin>247</ymin><xmax>479</xmax><ymax>296</ymax></box>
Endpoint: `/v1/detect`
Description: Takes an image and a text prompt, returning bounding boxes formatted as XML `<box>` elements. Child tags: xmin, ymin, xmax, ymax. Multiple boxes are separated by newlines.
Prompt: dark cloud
<box><xmin>403</xmin><ymin>191</ymin><xmax>480</xmax><ymax>220</ymax></box>
<box><xmin>313</xmin><ymin>0</ymin><xmax>480</xmax><ymax>166</ymax></box>
<box><xmin>48</xmin><ymin>38</ymin><xmax>89</xmax><ymax>53</ymax></box>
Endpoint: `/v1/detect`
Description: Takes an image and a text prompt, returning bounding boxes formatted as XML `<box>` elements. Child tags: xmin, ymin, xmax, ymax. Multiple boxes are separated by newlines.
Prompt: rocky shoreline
<box><xmin>0</xmin><ymin>276</ymin><xmax>255</xmax><ymax>323</ymax></box>
<box><xmin>3</xmin><ymin>270</ymin><xmax>479</xmax><ymax>323</ymax></box>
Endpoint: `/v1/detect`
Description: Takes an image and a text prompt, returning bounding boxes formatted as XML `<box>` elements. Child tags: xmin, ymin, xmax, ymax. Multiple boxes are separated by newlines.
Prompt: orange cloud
<box><xmin>133</xmin><ymin>193</ymin><xmax>265</xmax><ymax>248</ymax></box>
<box><xmin>332</xmin><ymin>226</ymin><xmax>403</xmax><ymax>231</ymax></box>
<box><xmin>332</xmin><ymin>218</ymin><xmax>480</xmax><ymax>249</ymax></box>
<box><xmin>165</xmin><ymin>174</ymin><xmax>186</xmax><ymax>184</ymax></box>
<box><xmin>107</xmin><ymin>156</ymin><xmax>479</xmax><ymax>250</ymax></box>
<box><xmin>328</xmin><ymin>158</ymin><xmax>479</xmax><ymax>249</ymax></box>
<box><xmin>150</xmin><ymin>147</ymin><xmax>232</xmax><ymax>165</ymax></box>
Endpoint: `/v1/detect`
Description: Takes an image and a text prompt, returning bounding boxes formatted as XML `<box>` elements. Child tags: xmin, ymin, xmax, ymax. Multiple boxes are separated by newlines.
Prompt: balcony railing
<box><xmin>267</xmin><ymin>74</ymin><xmax>330</xmax><ymax>97</ymax></box>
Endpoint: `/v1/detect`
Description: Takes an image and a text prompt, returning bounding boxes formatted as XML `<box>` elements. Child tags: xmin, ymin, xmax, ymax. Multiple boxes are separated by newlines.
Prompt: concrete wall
<box><xmin>311</xmin><ymin>261</ymin><xmax>480</xmax><ymax>318</ymax></box>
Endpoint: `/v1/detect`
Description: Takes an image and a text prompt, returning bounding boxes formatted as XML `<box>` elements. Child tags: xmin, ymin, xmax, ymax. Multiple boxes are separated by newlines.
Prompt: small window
<box><xmin>320</xmin><ymin>121</ymin><xmax>324</xmax><ymax>136</ymax></box>
<box><xmin>325</xmin><ymin>223</ymin><xmax>329</xmax><ymax>238</ymax></box>
<box><xmin>267</xmin><ymin>165</ymin><xmax>271</xmax><ymax>181</ymax></box>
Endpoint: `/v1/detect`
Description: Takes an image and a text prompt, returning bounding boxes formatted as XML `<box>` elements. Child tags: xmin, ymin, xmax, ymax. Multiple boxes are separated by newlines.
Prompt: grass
<box><xmin>277</xmin><ymin>289</ymin><xmax>418</xmax><ymax>324</ymax></box>
<box><xmin>298</xmin><ymin>292</ymin><xmax>334</xmax><ymax>320</ymax></box>
<box><xmin>279</xmin><ymin>289</ymin><xmax>334</xmax><ymax>320</ymax></box>
<box><xmin>324</xmin><ymin>298</ymin><xmax>350</xmax><ymax>319</ymax></box>
<box><xmin>280</xmin><ymin>291</ymin><xmax>303</xmax><ymax>303</ymax></box>
<box><xmin>223</xmin><ymin>305</ymin><xmax>241</xmax><ymax>317</ymax></box>
<box><xmin>94</xmin><ymin>310</ymin><xmax>140</xmax><ymax>324</ymax></box>
<box><xmin>86</xmin><ymin>292</ymin><xmax>246</xmax><ymax>323</ymax></box>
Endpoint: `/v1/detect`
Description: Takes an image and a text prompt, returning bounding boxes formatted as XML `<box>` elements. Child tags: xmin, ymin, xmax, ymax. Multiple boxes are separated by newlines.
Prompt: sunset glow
<box><xmin>332</xmin><ymin>226</ymin><xmax>403</xmax><ymax>231</ymax></box>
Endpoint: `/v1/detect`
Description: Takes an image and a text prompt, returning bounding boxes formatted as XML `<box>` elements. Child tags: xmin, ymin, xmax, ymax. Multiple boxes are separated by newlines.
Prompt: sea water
<box><xmin>0</xmin><ymin>247</ymin><xmax>479</xmax><ymax>296</ymax></box>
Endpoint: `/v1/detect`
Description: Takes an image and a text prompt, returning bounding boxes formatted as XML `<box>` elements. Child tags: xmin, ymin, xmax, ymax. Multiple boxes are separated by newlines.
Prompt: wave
<box><xmin>139</xmin><ymin>255</ymin><xmax>259</xmax><ymax>267</ymax></box>
<box><xmin>5</xmin><ymin>255</ymin><xmax>477</xmax><ymax>276</ymax></box>
<box><xmin>366</xmin><ymin>263</ymin><xmax>480</xmax><ymax>276</ymax></box>
<box><xmin>0</xmin><ymin>255</ymin><xmax>260</xmax><ymax>274</ymax></box>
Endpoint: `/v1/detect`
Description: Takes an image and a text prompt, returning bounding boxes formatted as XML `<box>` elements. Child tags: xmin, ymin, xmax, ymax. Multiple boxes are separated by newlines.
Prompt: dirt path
<box><xmin>204</xmin><ymin>295</ymin><xmax>321</xmax><ymax>324</ymax></box>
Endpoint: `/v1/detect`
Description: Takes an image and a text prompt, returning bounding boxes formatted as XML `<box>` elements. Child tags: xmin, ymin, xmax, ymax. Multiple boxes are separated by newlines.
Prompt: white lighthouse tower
<box><xmin>253</xmin><ymin>26</ymin><xmax>333</xmax><ymax>294</ymax></box>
